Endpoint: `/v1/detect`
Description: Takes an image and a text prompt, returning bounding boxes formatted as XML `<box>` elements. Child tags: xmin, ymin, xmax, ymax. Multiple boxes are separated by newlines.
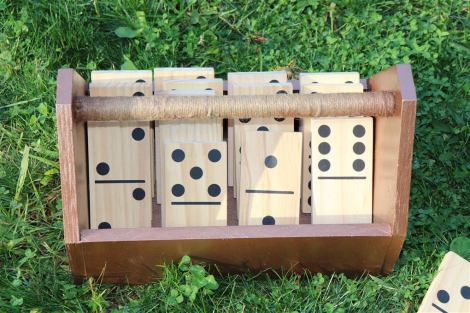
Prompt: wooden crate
<box><xmin>56</xmin><ymin>64</ymin><xmax>417</xmax><ymax>284</ymax></box>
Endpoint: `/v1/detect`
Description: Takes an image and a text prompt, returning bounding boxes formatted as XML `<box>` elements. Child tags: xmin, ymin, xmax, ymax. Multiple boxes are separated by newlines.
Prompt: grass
<box><xmin>0</xmin><ymin>0</ymin><xmax>468</xmax><ymax>311</ymax></box>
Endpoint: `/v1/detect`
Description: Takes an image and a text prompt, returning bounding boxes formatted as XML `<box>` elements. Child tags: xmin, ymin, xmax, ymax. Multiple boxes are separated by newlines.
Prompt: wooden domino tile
<box><xmin>161</xmin><ymin>78</ymin><xmax>223</xmax><ymax>95</ymax></box>
<box><xmin>238</xmin><ymin>131</ymin><xmax>302</xmax><ymax>225</ymax></box>
<box><xmin>162</xmin><ymin>142</ymin><xmax>227</xmax><ymax>227</ymax></box>
<box><xmin>89</xmin><ymin>81</ymin><xmax>153</xmax><ymax>97</ymax></box>
<box><xmin>91</xmin><ymin>70</ymin><xmax>153</xmax><ymax>83</ymax></box>
<box><xmin>88</xmin><ymin>121</ymin><xmax>152</xmax><ymax>229</ymax></box>
<box><xmin>301</xmin><ymin>83</ymin><xmax>363</xmax><ymax>94</ymax></box>
<box><xmin>299</xmin><ymin>81</ymin><xmax>363</xmax><ymax>214</ymax></box>
<box><xmin>418</xmin><ymin>252</ymin><xmax>470</xmax><ymax>313</ymax></box>
<box><xmin>155</xmin><ymin>88</ymin><xmax>222</xmax><ymax>204</ymax></box>
<box><xmin>153</xmin><ymin>67</ymin><xmax>214</xmax><ymax>92</ymax></box>
<box><xmin>227</xmin><ymin>71</ymin><xmax>288</xmax><ymax>88</ymax></box>
<box><xmin>89</xmin><ymin>79</ymin><xmax>155</xmax><ymax>197</ymax></box>
<box><xmin>229</xmin><ymin>80</ymin><xmax>294</xmax><ymax>200</ymax></box>
<box><xmin>299</xmin><ymin>72</ymin><xmax>360</xmax><ymax>85</ymax></box>
<box><xmin>227</xmin><ymin>71</ymin><xmax>289</xmax><ymax>193</ymax></box>
<box><xmin>309</xmin><ymin>117</ymin><xmax>373</xmax><ymax>224</ymax></box>
<box><xmin>88</xmin><ymin>75</ymin><xmax>154</xmax><ymax>229</ymax></box>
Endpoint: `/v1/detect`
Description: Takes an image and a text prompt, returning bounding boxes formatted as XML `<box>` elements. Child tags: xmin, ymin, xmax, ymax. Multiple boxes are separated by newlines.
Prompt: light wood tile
<box><xmin>163</xmin><ymin>142</ymin><xmax>227</xmax><ymax>227</ymax></box>
<box><xmin>310</xmin><ymin>116</ymin><xmax>373</xmax><ymax>224</ymax></box>
<box><xmin>418</xmin><ymin>252</ymin><xmax>470</xmax><ymax>313</ymax></box>
<box><xmin>239</xmin><ymin>131</ymin><xmax>302</xmax><ymax>225</ymax></box>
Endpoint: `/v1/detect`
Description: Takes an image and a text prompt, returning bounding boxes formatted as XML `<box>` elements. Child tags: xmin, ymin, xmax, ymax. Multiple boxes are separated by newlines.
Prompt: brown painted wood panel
<box><xmin>71</xmin><ymin>223</ymin><xmax>391</xmax><ymax>284</ymax></box>
<box><xmin>56</xmin><ymin>69</ymin><xmax>88</xmax><ymax>243</ymax></box>
<box><xmin>369</xmin><ymin>64</ymin><xmax>417</xmax><ymax>272</ymax></box>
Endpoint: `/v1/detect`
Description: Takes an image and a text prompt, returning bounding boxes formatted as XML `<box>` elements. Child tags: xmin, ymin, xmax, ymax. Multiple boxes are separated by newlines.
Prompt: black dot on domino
<box><xmin>274</xmin><ymin>118</ymin><xmax>285</xmax><ymax>122</ymax></box>
<box><xmin>132</xmin><ymin>188</ymin><xmax>145</xmax><ymax>200</ymax></box>
<box><xmin>257</xmin><ymin>126</ymin><xmax>269</xmax><ymax>131</ymax></box>
<box><xmin>461</xmin><ymin>286</ymin><xmax>470</xmax><ymax>299</ymax></box>
<box><xmin>269</xmin><ymin>79</ymin><xmax>279</xmax><ymax>83</ymax></box>
<box><xmin>96</xmin><ymin>162</ymin><xmax>110</xmax><ymax>175</ymax></box>
<box><xmin>308</xmin><ymin>181</ymin><xmax>311</xmax><ymax>190</ymax></box>
<box><xmin>132</xmin><ymin>91</ymin><xmax>145</xmax><ymax>97</ymax></box>
<box><xmin>208</xmin><ymin>184</ymin><xmax>221</xmax><ymax>197</ymax></box>
<box><xmin>172</xmin><ymin>184</ymin><xmax>185</xmax><ymax>197</ymax></box>
<box><xmin>345</xmin><ymin>80</ymin><xmax>353</xmax><ymax>84</ymax></box>
<box><xmin>318</xmin><ymin>142</ymin><xmax>331</xmax><ymax>154</ymax></box>
<box><xmin>190</xmin><ymin>166</ymin><xmax>203</xmax><ymax>180</ymax></box>
<box><xmin>311</xmin><ymin>81</ymin><xmax>318</xmax><ymax>84</ymax></box>
<box><xmin>171</xmin><ymin>149</ymin><xmax>185</xmax><ymax>162</ymax></box>
<box><xmin>276</xmin><ymin>90</ymin><xmax>287</xmax><ymax>94</ymax></box>
<box><xmin>239</xmin><ymin>147</ymin><xmax>241</xmax><ymax>154</ymax></box>
<box><xmin>353</xmin><ymin>142</ymin><xmax>365</xmax><ymax>154</ymax></box>
<box><xmin>318</xmin><ymin>125</ymin><xmax>331</xmax><ymax>138</ymax></box>
<box><xmin>310</xmin><ymin>91</ymin><xmax>317</xmax><ymax>94</ymax></box>
<box><xmin>135</xmin><ymin>79</ymin><xmax>146</xmax><ymax>83</ymax></box>
<box><xmin>196</xmin><ymin>76</ymin><xmax>206</xmax><ymax>79</ymax></box>
<box><xmin>264</xmin><ymin>155</ymin><xmax>277</xmax><ymax>168</ymax></box>
<box><xmin>308</xmin><ymin>196</ymin><xmax>311</xmax><ymax>206</ymax></box>
<box><xmin>318</xmin><ymin>159</ymin><xmax>330</xmax><ymax>172</ymax></box>
<box><xmin>353</xmin><ymin>125</ymin><xmax>366</xmax><ymax>137</ymax></box>
<box><xmin>208</xmin><ymin>149</ymin><xmax>222</xmax><ymax>162</ymax></box>
<box><xmin>205</xmin><ymin>88</ymin><xmax>213</xmax><ymax>91</ymax></box>
<box><xmin>239</xmin><ymin>118</ymin><xmax>251</xmax><ymax>123</ymax></box>
<box><xmin>98</xmin><ymin>222</ymin><xmax>111</xmax><ymax>229</ymax></box>
<box><xmin>437</xmin><ymin>290</ymin><xmax>450</xmax><ymax>303</ymax></box>
<box><xmin>308</xmin><ymin>164</ymin><xmax>311</xmax><ymax>173</ymax></box>
<box><xmin>132</xmin><ymin>128</ymin><xmax>145</xmax><ymax>141</ymax></box>
<box><xmin>262</xmin><ymin>215</ymin><xmax>275</xmax><ymax>225</ymax></box>
<box><xmin>353</xmin><ymin>159</ymin><xmax>365</xmax><ymax>172</ymax></box>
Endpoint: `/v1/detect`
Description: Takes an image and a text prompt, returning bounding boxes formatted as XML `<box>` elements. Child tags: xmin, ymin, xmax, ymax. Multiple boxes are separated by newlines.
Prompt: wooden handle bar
<box><xmin>74</xmin><ymin>91</ymin><xmax>395</xmax><ymax>121</ymax></box>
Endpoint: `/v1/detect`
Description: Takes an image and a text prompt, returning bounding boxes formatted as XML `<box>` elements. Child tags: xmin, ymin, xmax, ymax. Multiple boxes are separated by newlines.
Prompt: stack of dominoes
<box><xmin>87</xmin><ymin>68</ymin><xmax>373</xmax><ymax>229</ymax></box>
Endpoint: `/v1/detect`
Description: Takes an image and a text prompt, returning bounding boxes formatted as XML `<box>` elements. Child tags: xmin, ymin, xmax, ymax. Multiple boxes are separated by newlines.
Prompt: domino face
<box><xmin>155</xmin><ymin>86</ymin><xmax>222</xmax><ymax>204</ymax></box>
<box><xmin>88</xmin><ymin>74</ymin><xmax>154</xmax><ymax>229</ymax></box>
<box><xmin>88</xmin><ymin>121</ymin><xmax>152</xmax><ymax>229</ymax></box>
<box><xmin>163</xmin><ymin>142</ymin><xmax>227</xmax><ymax>227</ymax></box>
<box><xmin>227</xmin><ymin>71</ymin><xmax>288</xmax><ymax>88</ymax></box>
<box><xmin>227</xmin><ymin>71</ymin><xmax>289</xmax><ymax>194</ymax></box>
<box><xmin>301</xmin><ymin>83</ymin><xmax>363</xmax><ymax>94</ymax></box>
<box><xmin>161</xmin><ymin>78</ymin><xmax>223</xmax><ymax>95</ymax></box>
<box><xmin>310</xmin><ymin>117</ymin><xmax>373</xmax><ymax>224</ymax></box>
<box><xmin>153</xmin><ymin>67</ymin><xmax>214</xmax><ymax>91</ymax></box>
<box><xmin>89</xmin><ymin>81</ymin><xmax>153</xmax><ymax>97</ymax></box>
<box><xmin>239</xmin><ymin>131</ymin><xmax>302</xmax><ymax>225</ymax></box>
<box><xmin>91</xmin><ymin>70</ymin><xmax>153</xmax><ymax>83</ymax></box>
<box><xmin>418</xmin><ymin>252</ymin><xmax>470</xmax><ymax>313</ymax></box>
<box><xmin>299</xmin><ymin>81</ymin><xmax>363</xmax><ymax>214</ymax></box>
<box><xmin>299</xmin><ymin>72</ymin><xmax>360</xmax><ymax>85</ymax></box>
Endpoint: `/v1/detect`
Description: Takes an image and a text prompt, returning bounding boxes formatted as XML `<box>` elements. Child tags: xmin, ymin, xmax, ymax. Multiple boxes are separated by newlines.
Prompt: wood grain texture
<box><xmin>72</xmin><ymin>222</ymin><xmax>392</xmax><ymax>284</ymax></box>
<box><xmin>227</xmin><ymin>72</ymin><xmax>289</xmax><ymax>195</ymax></box>
<box><xmin>154</xmin><ymin>67</ymin><xmax>214</xmax><ymax>91</ymax></box>
<box><xmin>155</xmin><ymin>86</ymin><xmax>222</xmax><ymax>204</ymax></box>
<box><xmin>301</xmin><ymin>83</ymin><xmax>363</xmax><ymax>94</ymax></box>
<box><xmin>56</xmin><ymin>69</ymin><xmax>88</xmax><ymax>243</ymax></box>
<box><xmin>91</xmin><ymin>70</ymin><xmax>152</xmax><ymax>83</ymax></box>
<box><xmin>88</xmin><ymin>77</ymin><xmax>153</xmax><ymax>229</ymax></box>
<box><xmin>161</xmin><ymin>79</ymin><xmax>223</xmax><ymax>95</ymax></box>
<box><xmin>299</xmin><ymin>72</ymin><xmax>360</xmax><ymax>85</ymax></box>
<box><xmin>88</xmin><ymin>121</ymin><xmax>152</xmax><ymax>229</ymax></box>
<box><xmin>89</xmin><ymin>81</ymin><xmax>153</xmax><ymax>97</ymax></box>
<box><xmin>299</xmin><ymin>81</ymin><xmax>363</xmax><ymax>214</ymax></box>
<box><xmin>239</xmin><ymin>131</ymin><xmax>302</xmax><ymax>225</ymax></box>
<box><xmin>162</xmin><ymin>142</ymin><xmax>227</xmax><ymax>227</ymax></box>
<box><xmin>368</xmin><ymin>64</ymin><xmax>417</xmax><ymax>272</ymax></box>
<box><xmin>418</xmin><ymin>252</ymin><xmax>470</xmax><ymax>313</ymax></box>
<box><xmin>310</xmin><ymin>117</ymin><xmax>373</xmax><ymax>224</ymax></box>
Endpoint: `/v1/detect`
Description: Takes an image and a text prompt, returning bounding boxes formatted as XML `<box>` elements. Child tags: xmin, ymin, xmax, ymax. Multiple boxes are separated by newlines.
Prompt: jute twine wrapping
<box><xmin>74</xmin><ymin>91</ymin><xmax>395</xmax><ymax>121</ymax></box>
